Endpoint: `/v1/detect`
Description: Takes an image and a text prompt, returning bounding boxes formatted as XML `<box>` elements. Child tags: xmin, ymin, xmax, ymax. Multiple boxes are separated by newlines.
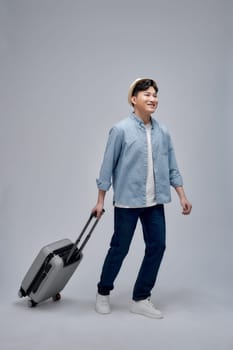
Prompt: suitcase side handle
<box><xmin>66</xmin><ymin>210</ymin><xmax>105</xmax><ymax>264</ymax></box>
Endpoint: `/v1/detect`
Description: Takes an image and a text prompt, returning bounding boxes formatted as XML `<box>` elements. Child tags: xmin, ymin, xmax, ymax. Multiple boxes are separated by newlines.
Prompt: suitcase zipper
<box><xmin>27</xmin><ymin>253</ymin><xmax>54</xmax><ymax>294</ymax></box>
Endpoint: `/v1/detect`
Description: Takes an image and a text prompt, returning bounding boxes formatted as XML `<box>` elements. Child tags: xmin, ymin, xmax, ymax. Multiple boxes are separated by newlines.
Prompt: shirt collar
<box><xmin>130</xmin><ymin>112</ymin><xmax>156</xmax><ymax>129</ymax></box>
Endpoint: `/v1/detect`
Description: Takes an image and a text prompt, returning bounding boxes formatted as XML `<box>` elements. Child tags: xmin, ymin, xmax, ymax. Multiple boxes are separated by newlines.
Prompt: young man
<box><xmin>92</xmin><ymin>78</ymin><xmax>192</xmax><ymax>319</ymax></box>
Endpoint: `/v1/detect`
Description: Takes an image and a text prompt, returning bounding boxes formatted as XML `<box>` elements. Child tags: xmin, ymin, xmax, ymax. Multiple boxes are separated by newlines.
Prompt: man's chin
<box><xmin>149</xmin><ymin>109</ymin><xmax>156</xmax><ymax>114</ymax></box>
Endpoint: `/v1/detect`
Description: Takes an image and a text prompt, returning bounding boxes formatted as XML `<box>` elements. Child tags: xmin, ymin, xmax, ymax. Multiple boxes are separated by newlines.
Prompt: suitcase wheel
<box><xmin>52</xmin><ymin>293</ymin><xmax>61</xmax><ymax>302</ymax></box>
<box><xmin>27</xmin><ymin>299</ymin><xmax>37</xmax><ymax>308</ymax></box>
<box><xmin>18</xmin><ymin>287</ymin><xmax>26</xmax><ymax>298</ymax></box>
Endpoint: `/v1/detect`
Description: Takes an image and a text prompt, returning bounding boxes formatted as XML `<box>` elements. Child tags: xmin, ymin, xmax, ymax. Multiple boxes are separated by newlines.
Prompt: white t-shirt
<box><xmin>145</xmin><ymin>123</ymin><xmax>156</xmax><ymax>207</ymax></box>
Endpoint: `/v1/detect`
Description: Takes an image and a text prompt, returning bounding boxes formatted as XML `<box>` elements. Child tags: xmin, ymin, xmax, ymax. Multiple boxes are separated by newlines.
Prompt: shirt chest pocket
<box><xmin>152</xmin><ymin>131</ymin><xmax>169</xmax><ymax>156</ymax></box>
<box><xmin>123</xmin><ymin>135</ymin><xmax>144</xmax><ymax>159</ymax></box>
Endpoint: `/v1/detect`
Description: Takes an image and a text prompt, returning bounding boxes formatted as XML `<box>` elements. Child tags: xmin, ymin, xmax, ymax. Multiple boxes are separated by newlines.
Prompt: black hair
<box><xmin>132</xmin><ymin>79</ymin><xmax>158</xmax><ymax>97</ymax></box>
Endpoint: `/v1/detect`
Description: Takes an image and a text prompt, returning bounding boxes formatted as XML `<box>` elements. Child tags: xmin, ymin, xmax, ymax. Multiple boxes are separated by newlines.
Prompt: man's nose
<box><xmin>150</xmin><ymin>95</ymin><xmax>156</xmax><ymax>102</ymax></box>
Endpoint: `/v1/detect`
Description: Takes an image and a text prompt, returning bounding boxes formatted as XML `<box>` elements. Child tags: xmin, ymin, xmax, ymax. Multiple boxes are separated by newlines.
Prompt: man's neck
<box><xmin>133</xmin><ymin>111</ymin><xmax>151</xmax><ymax>125</ymax></box>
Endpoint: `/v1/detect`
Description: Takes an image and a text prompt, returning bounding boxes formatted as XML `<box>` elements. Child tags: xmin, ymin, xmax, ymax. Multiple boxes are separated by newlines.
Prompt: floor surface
<box><xmin>1</xmin><ymin>285</ymin><xmax>232</xmax><ymax>350</ymax></box>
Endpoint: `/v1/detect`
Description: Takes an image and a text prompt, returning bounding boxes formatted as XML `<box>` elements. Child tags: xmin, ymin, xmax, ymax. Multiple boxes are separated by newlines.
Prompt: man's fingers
<box><xmin>182</xmin><ymin>203</ymin><xmax>192</xmax><ymax>215</ymax></box>
<box><xmin>92</xmin><ymin>207</ymin><xmax>104</xmax><ymax>218</ymax></box>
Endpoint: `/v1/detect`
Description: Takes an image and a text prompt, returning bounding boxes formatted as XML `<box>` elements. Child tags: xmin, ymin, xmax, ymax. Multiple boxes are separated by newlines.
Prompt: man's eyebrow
<box><xmin>143</xmin><ymin>91</ymin><xmax>157</xmax><ymax>95</ymax></box>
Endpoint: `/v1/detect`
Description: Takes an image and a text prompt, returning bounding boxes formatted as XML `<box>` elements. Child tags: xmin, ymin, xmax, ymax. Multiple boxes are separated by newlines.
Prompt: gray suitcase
<box><xmin>18</xmin><ymin>211</ymin><xmax>103</xmax><ymax>307</ymax></box>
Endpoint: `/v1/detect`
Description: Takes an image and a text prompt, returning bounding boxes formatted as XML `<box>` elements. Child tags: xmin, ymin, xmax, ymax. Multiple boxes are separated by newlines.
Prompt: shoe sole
<box><xmin>95</xmin><ymin>307</ymin><xmax>111</xmax><ymax>315</ymax></box>
<box><xmin>130</xmin><ymin>308</ymin><xmax>163</xmax><ymax>319</ymax></box>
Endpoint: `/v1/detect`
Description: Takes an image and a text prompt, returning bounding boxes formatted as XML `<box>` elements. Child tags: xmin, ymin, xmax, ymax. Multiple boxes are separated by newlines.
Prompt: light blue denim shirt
<box><xmin>96</xmin><ymin>113</ymin><xmax>183</xmax><ymax>207</ymax></box>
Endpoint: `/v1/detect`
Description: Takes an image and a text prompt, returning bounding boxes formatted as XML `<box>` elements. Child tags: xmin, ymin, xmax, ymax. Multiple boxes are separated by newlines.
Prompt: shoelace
<box><xmin>100</xmin><ymin>296</ymin><xmax>109</xmax><ymax>305</ymax></box>
<box><xmin>146</xmin><ymin>298</ymin><xmax>155</xmax><ymax>308</ymax></box>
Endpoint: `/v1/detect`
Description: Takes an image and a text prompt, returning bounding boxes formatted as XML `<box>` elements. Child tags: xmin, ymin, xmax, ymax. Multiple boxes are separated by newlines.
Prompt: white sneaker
<box><xmin>95</xmin><ymin>293</ymin><xmax>111</xmax><ymax>314</ymax></box>
<box><xmin>130</xmin><ymin>298</ymin><xmax>163</xmax><ymax>319</ymax></box>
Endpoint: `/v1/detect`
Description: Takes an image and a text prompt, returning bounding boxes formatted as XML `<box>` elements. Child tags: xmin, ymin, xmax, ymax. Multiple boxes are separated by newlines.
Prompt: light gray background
<box><xmin>0</xmin><ymin>0</ymin><xmax>232</xmax><ymax>349</ymax></box>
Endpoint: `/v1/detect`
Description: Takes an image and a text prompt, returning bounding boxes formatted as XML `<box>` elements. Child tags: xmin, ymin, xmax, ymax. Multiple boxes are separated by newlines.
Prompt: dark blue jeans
<box><xmin>97</xmin><ymin>204</ymin><xmax>166</xmax><ymax>301</ymax></box>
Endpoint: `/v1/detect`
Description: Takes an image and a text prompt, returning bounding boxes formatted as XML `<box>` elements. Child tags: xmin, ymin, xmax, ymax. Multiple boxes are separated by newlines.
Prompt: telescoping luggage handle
<box><xmin>66</xmin><ymin>210</ymin><xmax>105</xmax><ymax>264</ymax></box>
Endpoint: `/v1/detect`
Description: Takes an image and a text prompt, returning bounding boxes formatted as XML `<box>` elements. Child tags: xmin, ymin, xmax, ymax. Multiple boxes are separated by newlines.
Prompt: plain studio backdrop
<box><xmin>0</xmin><ymin>1</ymin><xmax>232</xmax><ymax>349</ymax></box>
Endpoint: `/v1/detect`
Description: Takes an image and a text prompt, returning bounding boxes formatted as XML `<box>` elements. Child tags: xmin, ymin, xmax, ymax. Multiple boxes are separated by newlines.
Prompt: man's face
<box><xmin>131</xmin><ymin>86</ymin><xmax>158</xmax><ymax>116</ymax></box>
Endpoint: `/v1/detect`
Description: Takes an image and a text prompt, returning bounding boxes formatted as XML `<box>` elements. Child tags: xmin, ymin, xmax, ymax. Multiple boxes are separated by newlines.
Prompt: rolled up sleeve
<box><xmin>168</xmin><ymin>134</ymin><xmax>183</xmax><ymax>188</ymax></box>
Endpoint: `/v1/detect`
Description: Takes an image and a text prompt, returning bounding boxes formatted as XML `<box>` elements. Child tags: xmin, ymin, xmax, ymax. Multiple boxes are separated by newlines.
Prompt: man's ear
<box><xmin>131</xmin><ymin>96</ymin><xmax>136</xmax><ymax>106</ymax></box>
